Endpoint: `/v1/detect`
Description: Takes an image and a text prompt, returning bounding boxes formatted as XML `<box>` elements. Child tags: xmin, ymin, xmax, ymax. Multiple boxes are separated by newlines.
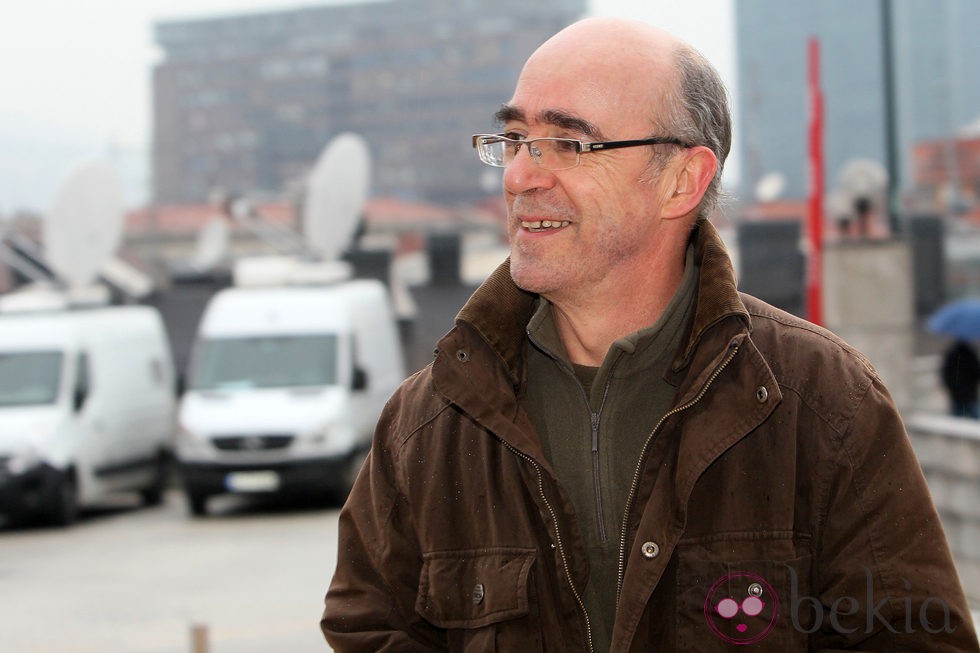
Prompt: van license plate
<box><xmin>225</xmin><ymin>471</ymin><xmax>280</xmax><ymax>493</ymax></box>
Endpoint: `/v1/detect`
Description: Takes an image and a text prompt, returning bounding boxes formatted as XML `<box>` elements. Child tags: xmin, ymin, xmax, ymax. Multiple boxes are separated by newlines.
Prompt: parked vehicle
<box><xmin>176</xmin><ymin>274</ymin><xmax>405</xmax><ymax>516</ymax></box>
<box><xmin>0</xmin><ymin>305</ymin><xmax>177</xmax><ymax>525</ymax></box>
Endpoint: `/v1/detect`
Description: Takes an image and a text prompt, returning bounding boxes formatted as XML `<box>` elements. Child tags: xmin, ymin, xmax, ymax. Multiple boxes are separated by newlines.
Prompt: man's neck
<box><xmin>546</xmin><ymin>256</ymin><xmax>687</xmax><ymax>367</ymax></box>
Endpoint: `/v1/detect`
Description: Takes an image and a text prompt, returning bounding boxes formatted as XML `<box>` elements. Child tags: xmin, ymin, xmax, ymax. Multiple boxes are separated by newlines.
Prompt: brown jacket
<box><xmin>323</xmin><ymin>222</ymin><xmax>978</xmax><ymax>652</ymax></box>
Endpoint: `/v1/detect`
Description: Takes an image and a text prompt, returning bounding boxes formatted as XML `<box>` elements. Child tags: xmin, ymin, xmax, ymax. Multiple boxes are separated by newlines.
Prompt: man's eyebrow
<box><xmin>541</xmin><ymin>109</ymin><xmax>601</xmax><ymax>139</ymax></box>
<box><xmin>494</xmin><ymin>104</ymin><xmax>524</xmax><ymax>125</ymax></box>
<box><xmin>493</xmin><ymin>105</ymin><xmax>602</xmax><ymax>140</ymax></box>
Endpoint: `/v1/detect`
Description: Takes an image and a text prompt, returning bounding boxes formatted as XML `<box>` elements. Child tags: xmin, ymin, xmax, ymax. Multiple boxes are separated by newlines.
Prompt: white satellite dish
<box><xmin>958</xmin><ymin>114</ymin><xmax>980</xmax><ymax>138</ymax></box>
<box><xmin>191</xmin><ymin>217</ymin><xmax>230</xmax><ymax>272</ymax></box>
<box><xmin>44</xmin><ymin>161</ymin><xmax>125</xmax><ymax>288</ymax></box>
<box><xmin>836</xmin><ymin>159</ymin><xmax>888</xmax><ymax>205</ymax></box>
<box><xmin>303</xmin><ymin>132</ymin><xmax>371</xmax><ymax>262</ymax></box>
<box><xmin>825</xmin><ymin>189</ymin><xmax>852</xmax><ymax>222</ymax></box>
<box><xmin>754</xmin><ymin>172</ymin><xmax>786</xmax><ymax>203</ymax></box>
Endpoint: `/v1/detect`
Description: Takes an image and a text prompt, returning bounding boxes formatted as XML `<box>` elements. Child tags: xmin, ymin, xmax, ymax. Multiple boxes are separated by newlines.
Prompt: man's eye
<box><xmin>502</xmin><ymin>131</ymin><xmax>526</xmax><ymax>141</ymax></box>
<box><xmin>554</xmin><ymin>139</ymin><xmax>578</xmax><ymax>153</ymax></box>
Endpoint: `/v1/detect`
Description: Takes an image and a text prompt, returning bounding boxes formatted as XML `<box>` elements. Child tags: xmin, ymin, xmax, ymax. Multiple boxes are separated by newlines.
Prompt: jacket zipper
<box><xmin>503</xmin><ymin>441</ymin><xmax>596</xmax><ymax>653</ymax></box>
<box><xmin>615</xmin><ymin>343</ymin><xmax>740</xmax><ymax>604</ymax></box>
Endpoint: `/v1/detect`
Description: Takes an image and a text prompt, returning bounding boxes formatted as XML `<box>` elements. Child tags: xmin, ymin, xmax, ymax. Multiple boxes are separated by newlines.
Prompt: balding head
<box><xmin>527</xmin><ymin>17</ymin><xmax>683</xmax><ymax>73</ymax></box>
<box><xmin>516</xmin><ymin>18</ymin><xmax>681</xmax><ymax>134</ymax></box>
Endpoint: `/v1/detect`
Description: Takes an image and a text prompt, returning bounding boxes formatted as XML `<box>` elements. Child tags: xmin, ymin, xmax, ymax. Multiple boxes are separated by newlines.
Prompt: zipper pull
<box><xmin>590</xmin><ymin>412</ymin><xmax>600</xmax><ymax>452</ymax></box>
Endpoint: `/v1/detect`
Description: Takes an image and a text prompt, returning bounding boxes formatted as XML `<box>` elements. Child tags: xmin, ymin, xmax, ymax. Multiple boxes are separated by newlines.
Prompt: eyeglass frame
<box><xmin>471</xmin><ymin>133</ymin><xmax>694</xmax><ymax>171</ymax></box>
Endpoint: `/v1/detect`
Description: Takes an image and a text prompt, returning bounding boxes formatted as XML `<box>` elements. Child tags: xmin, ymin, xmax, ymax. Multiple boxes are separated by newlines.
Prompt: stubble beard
<box><xmin>509</xmin><ymin>223</ymin><xmax>643</xmax><ymax>300</ymax></box>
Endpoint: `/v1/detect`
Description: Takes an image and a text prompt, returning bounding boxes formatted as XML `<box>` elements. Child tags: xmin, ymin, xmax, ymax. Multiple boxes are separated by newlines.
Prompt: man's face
<box><xmin>501</xmin><ymin>49</ymin><xmax>678</xmax><ymax>300</ymax></box>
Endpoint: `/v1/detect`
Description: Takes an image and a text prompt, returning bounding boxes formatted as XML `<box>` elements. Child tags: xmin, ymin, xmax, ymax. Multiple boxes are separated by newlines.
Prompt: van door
<box><xmin>347</xmin><ymin>336</ymin><xmax>375</xmax><ymax>449</ymax></box>
<box><xmin>70</xmin><ymin>350</ymin><xmax>107</xmax><ymax>496</ymax></box>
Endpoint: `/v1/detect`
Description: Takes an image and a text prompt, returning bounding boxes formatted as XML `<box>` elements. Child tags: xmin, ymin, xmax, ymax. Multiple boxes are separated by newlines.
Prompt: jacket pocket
<box><xmin>416</xmin><ymin>547</ymin><xmax>541</xmax><ymax>652</ymax></box>
<box><xmin>675</xmin><ymin>551</ymin><xmax>812</xmax><ymax>651</ymax></box>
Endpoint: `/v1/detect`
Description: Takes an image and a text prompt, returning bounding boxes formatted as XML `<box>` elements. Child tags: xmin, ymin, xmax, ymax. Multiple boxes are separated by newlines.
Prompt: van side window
<box><xmin>73</xmin><ymin>352</ymin><xmax>91</xmax><ymax>411</ymax></box>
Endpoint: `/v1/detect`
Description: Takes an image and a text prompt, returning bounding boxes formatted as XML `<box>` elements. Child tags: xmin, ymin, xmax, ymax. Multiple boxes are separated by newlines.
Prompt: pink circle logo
<box><xmin>703</xmin><ymin>571</ymin><xmax>780</xmax><ymax>645</ymax></box>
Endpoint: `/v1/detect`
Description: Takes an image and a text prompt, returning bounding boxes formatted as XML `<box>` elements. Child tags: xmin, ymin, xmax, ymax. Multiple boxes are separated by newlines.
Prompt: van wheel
<box><xmin>186</xmin><ymin>489</ymin><xmax>209</xmax><ymax>517</ymax></box>
<box><xmin>140</xmin><ymin>453</ymin><xmax>169</xmax><ymax>507</ymax></box>
<box><xmin>48</xmin><ymin>472</ymin><xmax>79</xmax><ymax>527</ymax></box>
<box><xmin>330</xmin><ymin>452</ymin><xmax>363</xmax><ymax>506</ymax></box>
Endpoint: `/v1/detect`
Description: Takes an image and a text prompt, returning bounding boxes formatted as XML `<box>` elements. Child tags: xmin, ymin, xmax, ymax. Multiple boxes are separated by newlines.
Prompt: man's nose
<box><xmin>503</xmin><ymin>145</ymin><xmax>557</xmax><ymax>195</ymax></box>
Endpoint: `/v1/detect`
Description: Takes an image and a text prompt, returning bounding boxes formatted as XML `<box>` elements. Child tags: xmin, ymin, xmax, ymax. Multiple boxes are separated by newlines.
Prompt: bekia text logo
<box><xmin>703</xmin><ymin>566</ymin><xmax>957</xmax><ymax>644</ymax></box>
<box><xmin>704</xmin><ymin>571</ymin><xmax>780</xmax><ymax>645</ymax></box>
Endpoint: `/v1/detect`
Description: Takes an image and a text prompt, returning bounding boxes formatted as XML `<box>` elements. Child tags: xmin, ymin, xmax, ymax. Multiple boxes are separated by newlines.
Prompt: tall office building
<box><xmin>735</xmin><ymin>0</ymin><xmax>980</xmax><ymax>206</ymax></box>
<box><xmin>152</xmin><ymin>0</ymin><xmax>586</xmax><ymax>205</ymax></box>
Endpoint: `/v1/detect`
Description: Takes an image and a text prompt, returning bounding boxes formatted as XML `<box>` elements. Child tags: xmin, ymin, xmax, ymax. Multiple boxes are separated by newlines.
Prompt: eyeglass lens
<box><xmin>479</xmin><ymin>138</ymin><xmax>579</xmax><ymax>170</ymax></box>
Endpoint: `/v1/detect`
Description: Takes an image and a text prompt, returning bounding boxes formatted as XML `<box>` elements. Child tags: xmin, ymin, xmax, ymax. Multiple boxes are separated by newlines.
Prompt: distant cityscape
<box><xmin>152</xmin><ymin>0</ymin><xmax>587</xmax><ymax>206</ymax></box>
<box><xmin>148</xmin><ymin>0</ymin><xmax>980</xmax><ymax>221</ymax></box>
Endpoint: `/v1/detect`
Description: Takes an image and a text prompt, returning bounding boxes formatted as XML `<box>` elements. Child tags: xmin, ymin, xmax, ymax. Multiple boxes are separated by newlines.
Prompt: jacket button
<box><xmin>756</xmin><ymin>386</ymin><xmax>768</xmax><ymax>402</ymax></box>
<box><xmin>641</xmin><ymin>541</ymin><xmax>660</xmax><ymax>559</ymax></box>
<box><xmin>472</xmin><ymin>583</ymin><xmax>485</xmax><ymax>605</ymax></box>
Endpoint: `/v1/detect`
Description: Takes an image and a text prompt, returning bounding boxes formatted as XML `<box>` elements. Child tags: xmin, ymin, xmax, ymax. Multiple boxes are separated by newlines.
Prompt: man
<box><xmin>941</xmin><ymin>340</ymin><xmax>980</xmax><ymax>418</ymax></box>
<box><xmin>323</xmin><ymin>17</ymin><xmax>978</xmax><ymax>652</ymax></box>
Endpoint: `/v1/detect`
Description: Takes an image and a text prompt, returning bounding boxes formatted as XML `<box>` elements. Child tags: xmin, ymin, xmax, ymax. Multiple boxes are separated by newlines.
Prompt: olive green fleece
<box><xmin>524</xmin><ymin>250</ymin><xmax>697</xmax><ymax>653</ymax></box>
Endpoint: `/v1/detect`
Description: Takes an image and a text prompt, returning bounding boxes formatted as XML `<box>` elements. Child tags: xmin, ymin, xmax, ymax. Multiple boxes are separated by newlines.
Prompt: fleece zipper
<box><xmin>586</xmin><ymin>379</ymin><xmax>612</xmax><ymax>542</ymax></box>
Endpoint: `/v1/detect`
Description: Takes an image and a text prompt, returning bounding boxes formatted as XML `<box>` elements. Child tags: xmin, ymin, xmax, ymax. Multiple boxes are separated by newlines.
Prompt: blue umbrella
<box><xmin>927</xmin><ymin>298</ymin><xmax>980</xmax><ymax>340</ymax></box>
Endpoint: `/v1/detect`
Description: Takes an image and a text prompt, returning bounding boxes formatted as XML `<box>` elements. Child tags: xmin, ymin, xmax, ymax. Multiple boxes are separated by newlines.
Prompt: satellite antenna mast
<box><xmin>222</xmin><ymin>193</ymin><xmax>308</xmax><ymax>257</ymax></box>
<box><xmin>230</xmin><ymin>133</ymin><xmax>372</xmax><ymax>287</ymax></box>
<box><xmin>0</xmin><ymin>226</ymin><xmax>54</xmax><ymax>283</ymax></box>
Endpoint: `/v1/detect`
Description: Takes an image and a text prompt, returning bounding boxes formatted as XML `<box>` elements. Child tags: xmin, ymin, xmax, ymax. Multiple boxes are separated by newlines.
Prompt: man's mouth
<box><xmin>520</xmin><ymin>220</ymin><xmax>570</xmax><ymax>232</ymax></box>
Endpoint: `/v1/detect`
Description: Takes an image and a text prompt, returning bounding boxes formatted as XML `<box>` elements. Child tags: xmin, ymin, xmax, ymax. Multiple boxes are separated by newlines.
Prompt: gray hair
<box><xmin>653</xmin><ymin>44</ymin><xmax>733</xmax><ymax>220</ymax></box>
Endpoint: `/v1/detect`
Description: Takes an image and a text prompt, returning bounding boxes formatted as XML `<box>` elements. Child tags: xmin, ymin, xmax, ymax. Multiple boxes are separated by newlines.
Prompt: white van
<box><xmin>0</xmin><ymin>305</ymin><xmax>177</xmax><ymax>526</ymax></box>
<box><xmin>176</xmin><ymin>276</ymin><xmax>405</xmax><ymax>515</ymax></box>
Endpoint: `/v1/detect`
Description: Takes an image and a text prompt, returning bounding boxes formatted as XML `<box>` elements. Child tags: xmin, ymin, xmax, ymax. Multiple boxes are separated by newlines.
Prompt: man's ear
<box><xmin>661</xmin><ymin>146</ymin><xmax>717</xmax><ymax>220</ymax></box>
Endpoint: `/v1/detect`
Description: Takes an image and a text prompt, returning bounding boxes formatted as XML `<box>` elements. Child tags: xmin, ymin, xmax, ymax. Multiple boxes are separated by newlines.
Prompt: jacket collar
<box><xmin>451</xmin><ymin>219</ymin><xmax>750</xmax><ymax>386</ymax></box>
<box><xmin>678</xmin><ymin>219</ymin><xmax>750</xmax><ymax>365</ymax></box>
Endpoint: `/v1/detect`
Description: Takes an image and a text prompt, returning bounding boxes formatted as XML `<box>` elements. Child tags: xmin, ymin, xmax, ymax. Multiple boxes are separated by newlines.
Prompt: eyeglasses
<box><xmin>472</xmin><ymin>133</ymin><xmax>692</xmax><ymax>171</ymax></box>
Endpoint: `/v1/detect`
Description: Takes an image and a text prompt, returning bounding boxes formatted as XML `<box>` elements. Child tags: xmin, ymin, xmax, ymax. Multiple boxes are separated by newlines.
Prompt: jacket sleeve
<box><xmin>320</xmin><ymin>394</ymin><xmax>447</xmax><ymax>652</ymax></box>
<box><xmin>813</xmin><ymin>375</ymin><xmax>979</xmax><ymax>651</ymax></box>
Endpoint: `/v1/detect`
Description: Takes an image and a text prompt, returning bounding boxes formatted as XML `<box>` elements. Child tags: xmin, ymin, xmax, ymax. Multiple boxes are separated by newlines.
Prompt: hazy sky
<box><xmin>0</xmin><ymin>0</ymin><xmax>734</xmax><ymax>212</ymax></box>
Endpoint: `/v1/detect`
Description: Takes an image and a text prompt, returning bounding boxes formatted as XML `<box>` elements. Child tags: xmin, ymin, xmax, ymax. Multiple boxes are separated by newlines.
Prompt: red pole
<box><xmin>806</xmin><ymin>37</ymin><xmax>824</xmax><ymax>326</ymax></box>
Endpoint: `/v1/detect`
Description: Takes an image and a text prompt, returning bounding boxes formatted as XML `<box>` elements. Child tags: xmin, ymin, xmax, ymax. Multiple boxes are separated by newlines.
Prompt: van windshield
<box><xmin>0</xmin><ymin>351</ymin><xmax>63</xmax><ymax>407</ymax></box>
<box><xmin>189</xmin><ymin>334</ymin><xmax>338</xmax><ymax>391</ymax></box>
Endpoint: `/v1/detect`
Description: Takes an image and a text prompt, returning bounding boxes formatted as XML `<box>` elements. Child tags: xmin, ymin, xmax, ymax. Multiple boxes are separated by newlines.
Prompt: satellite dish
<box><xmin>836</xmin><ymin>159</ymin><xmax>888</xmax><ymax>207</ymax></box>
<box><xmin>303</xmin><ymin>132</ymin><xmax>371</xmax><ymax>261</ymax></box>
<box><xmin>44</xmin><ymin>161</ymin><xmax>124</xmax><ymax>288</ymax></box>
<box><xmin>825</xmin><ymin>189</ymin><xmax>852</xmax><ymax>222</ymax></box>
<box><xmin>834</xmin><ymin>159</ymin><xmax>888</xmax><ymax>236</ymax></box>
<box><xmin>754</xmin><ymin>172</ymin><xmax>786</xmax><ymax>203</ymax></box>
<box><xmin>958</xmin><ymin>114</ymin><xmax>980</xmax><ymax>138</ymax></box>
<box><xmin>191</xmin><ymin>217</ymin><xmax>230</xmax><ymax>272</ymax></box>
